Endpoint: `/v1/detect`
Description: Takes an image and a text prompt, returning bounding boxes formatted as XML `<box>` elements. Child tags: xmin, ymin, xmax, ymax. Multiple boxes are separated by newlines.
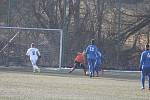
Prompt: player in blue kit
<box><xmin>139</xmin><ymin>44</ymin><xmax>150</xmax><ymax>90</ymax></box>
<box><xmin>95</xmin><ymin>51</ymin><xmax>102</xmax><ymax>77</ymax></box>
<box><xmin>85</xmin><ymin>39</ymin><xmax>98</xmax><ymax>77</ymax></box>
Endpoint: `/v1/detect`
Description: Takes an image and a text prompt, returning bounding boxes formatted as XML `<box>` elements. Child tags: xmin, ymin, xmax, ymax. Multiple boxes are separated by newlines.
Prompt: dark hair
<box><xmin>91</xmin><ymin>39</ymin><xmax>95</xmax><ymax>45</ymax></box>
<box><xmin>146</xmin><ymin>44</ymin><xmax>149</xmax><ymax>50</ymax></box>
<box><xmin>146</xmin><ymin>44</ymin><xmax>149</xmax><ymax>48</ymax></box>
<box><xmin>31</xmin><ymin>43</ymin><xmax>35</xmax><ymax>47</ymax></box>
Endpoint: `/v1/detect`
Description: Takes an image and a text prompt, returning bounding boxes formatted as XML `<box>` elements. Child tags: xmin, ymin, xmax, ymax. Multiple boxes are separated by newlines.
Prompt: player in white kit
<box><xmin>26</xmin><ymin>43</ymin><xmax>41</xmax><ymax>73</ymax></box>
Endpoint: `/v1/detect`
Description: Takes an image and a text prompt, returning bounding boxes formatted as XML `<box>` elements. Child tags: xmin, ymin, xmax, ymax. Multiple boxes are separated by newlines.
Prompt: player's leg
<box><xmin>95</xmin><ymin>61</ymin><xmax>101</xmax><ymax>77</ymax></box>
<box><xmin>31</xmin><ymin>59</ymin><xmax>36</xmax><ymax>72</ymax></box>
<box><xmin>87</xmin><ymin>59</ymin><xmax>92</xmax><ymax>77</ymax></box>
<box><xmin>100</xmin><ymin>66</ymin><xmax>104</xmax><ymax>76</ymax></box>
<box><xmin>91</xmin><ymin>59</ymin><xmax>96</xmax><ymax>77</ymax></box>
<box><xmin>99</xmin><ymin>63</ymin><xmax>104</xmax><ymax>76</ymax></box>
<box><xmin>148</xmin><ymin>74</ymin><xmax>150</xmax><ymax>90</ymax></box>
<box><xmin>69</xmin><ymin>61</ymin><xmax>79</xmax><ymax>73</ymax></box>
<box><xmin>34</xmin><ymin>58</ymin><xmax>40</xmax><ymax>72</ymax></box>
<box><xmin>35</xmin><ymin>66</ymin><xmax>40</xmax><ymax>72</ymax></box>
<box><xmin>80</xmin><ymin>63</ymin><xmax>86</xmax><ymax>75</ymax></box>
<box><xmin>141</xmin><ymin>69</ymin><xmax>146</xmax><ymax>89</ymax></box>
<box><xmin>148</xmin><ymin>68</ymin><xmax>150</xmax><ymax>90</ymax></box>
<box><xmin>31</xmin><ymin>58</ymin><xmax>40</xmax><ymax>72</ymax></box>
<box><xmin>95</xmin><ymin>65</ymin><xmax>99</xmax><ymax>77</ymax></box>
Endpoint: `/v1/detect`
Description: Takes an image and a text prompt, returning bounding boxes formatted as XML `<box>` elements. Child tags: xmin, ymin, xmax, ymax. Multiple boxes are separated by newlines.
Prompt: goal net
<box><xmin>0</xmin><ymin>26</ymin><xmax>63</xmax><ymax>69</ymax></box>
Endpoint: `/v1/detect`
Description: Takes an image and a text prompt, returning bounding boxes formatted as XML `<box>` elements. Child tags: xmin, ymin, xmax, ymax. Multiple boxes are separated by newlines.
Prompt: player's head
<box><xmin>91</xmin><ymin>39</ymin><xmax>95</xmax><ymax>45</ymax></box>
<box><xmin>31</xmin><ymin>43</ymin><xmax>35</xmax><ymax>48</ymax></box>
<box><xmin>145</xmin><ymin>44</ymin><xmax>149</xmax><ymax>50</ymax></box>
<box><xmin>77</xmin><ymin>52</ymin><xmax>81</xmax><ymax>55</ymax></box>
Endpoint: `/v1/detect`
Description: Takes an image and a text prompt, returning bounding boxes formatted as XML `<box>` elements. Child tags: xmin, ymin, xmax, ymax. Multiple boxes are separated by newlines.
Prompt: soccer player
<box><xmin>85</xmin><ymin>39</ymin><xmax>98</xmax><ymax>77</ymax></box>
<box><xmin>26</xmin><ymin>43</ymin><xmax>41</xmax><ymax>73</ymax></box>
<box><xmin>69</xmin><ymin>51</ymin><xmax>86</xmax><ymax>75</ymax></box>
<box><xmin>139</xmin><ymin>44</ymin><xmax>150</xmax><ymax>90</ymax></box>
<box><xmin>95</xmin><ymin>51</ymin><xmax>102</xmax><ymax>77</ymax></box>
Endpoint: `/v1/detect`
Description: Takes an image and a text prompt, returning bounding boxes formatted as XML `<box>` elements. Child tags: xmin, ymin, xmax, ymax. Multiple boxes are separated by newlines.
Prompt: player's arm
<box><xmin>37</xmin><ymin>50</ymin><xmax>40</xmax><ymax>56</ymax></box>
<box><xmin>26</xmin><ymin>49</ymin><xmax>30</xmax><ymax>56</ymax></box>
<box><xmin>83</xmin><ymin>56</ymin><xmax>86</xmax><ymax>64</ymax></box>
<box><xmin>139</xmin><ymin>52</ymin><xmax>145</xmax><ymax>71</ymax></box>
<box><xmin>36</xmin><ymin>49</ymin><xmax>41</xmax><ymax>58</ymax></box>
<box><xmin>85</xmin><ymin>46</ymin><xmax>89</xmax><ymax>54</ymax></box>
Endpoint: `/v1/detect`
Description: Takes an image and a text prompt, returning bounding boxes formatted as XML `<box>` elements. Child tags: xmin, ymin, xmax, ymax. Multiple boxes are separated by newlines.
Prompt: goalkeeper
<box><xmin>69</xmin><ymin>51</ymin><xmax>86</xmax><ymax>75</ymax></box>
<box><xmin>26</xmin><ymin>43</ymin><xmax>41</xmax><ymax>73</ymax></box>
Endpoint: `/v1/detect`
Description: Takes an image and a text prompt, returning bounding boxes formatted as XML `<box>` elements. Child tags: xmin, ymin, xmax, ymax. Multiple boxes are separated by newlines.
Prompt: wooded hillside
<box><xmin>0</xmin><ymin>0</ymin><xmax>150</xmax><ymax>70</ymax></box>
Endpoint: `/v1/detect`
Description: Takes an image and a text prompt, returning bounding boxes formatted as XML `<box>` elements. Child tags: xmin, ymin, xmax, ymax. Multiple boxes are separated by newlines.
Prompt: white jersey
<box><xmin>26</xmin><ymin>48</ymin><xmax>40</xmax><ymax>60</ymax></box>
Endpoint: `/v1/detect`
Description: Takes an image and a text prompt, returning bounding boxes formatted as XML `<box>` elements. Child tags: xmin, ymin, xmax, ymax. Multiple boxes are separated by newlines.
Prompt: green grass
<box><xmin>0</xmin><ymin>70</ymin><xmax>150</xmax><ymax>100</ymax></box>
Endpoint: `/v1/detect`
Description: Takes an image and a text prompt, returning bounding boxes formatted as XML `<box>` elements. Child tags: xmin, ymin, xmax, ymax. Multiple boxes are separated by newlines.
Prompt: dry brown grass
<box><xmin>0</xmin><ymin>70</ymin><xmax>150</xmax><ymax>100</ymax></box>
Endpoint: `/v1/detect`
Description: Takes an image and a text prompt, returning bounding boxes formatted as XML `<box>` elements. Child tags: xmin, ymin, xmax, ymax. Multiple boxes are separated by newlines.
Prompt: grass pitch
<box><xmin>0</xmin><ymin>69</ymin><xmax>150</xmax><ymax>100</ymax></box>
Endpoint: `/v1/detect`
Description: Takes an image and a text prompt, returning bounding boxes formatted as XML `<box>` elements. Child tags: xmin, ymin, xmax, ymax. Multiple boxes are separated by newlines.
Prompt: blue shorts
<box><xmin>142</xmin><ymin>67</ymin><xmax>150</xmax><ymax>76</ymax></box>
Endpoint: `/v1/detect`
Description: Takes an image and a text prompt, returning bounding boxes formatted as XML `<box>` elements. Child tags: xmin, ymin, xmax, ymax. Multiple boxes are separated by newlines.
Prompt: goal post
<box><xmin>0</xmin><ymin>26</ymin><xmax>63</xmax><ymax>69</ymax></box>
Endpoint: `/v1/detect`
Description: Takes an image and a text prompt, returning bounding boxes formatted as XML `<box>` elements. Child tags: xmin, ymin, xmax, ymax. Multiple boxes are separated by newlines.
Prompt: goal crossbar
<box><xmin>0</xmin><ymin>26</ymin><xmax>62</xmax><ymax>31</ymax></box>
<box><xmin>0</xmin><ymin>26</ymin><xmax>63</xmax><ymax>69</ymax></box>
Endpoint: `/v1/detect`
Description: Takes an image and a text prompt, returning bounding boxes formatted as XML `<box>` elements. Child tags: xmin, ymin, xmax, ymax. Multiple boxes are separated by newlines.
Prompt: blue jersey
<box><xmin>140</xmin><ymin>50</ymin><xmax>150</xmax><ymax>68</ymax></box>
<box><xmin>86</xmin><ymin>44</ymin><xmax>98</xmax><ymax>59</ymax></box>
